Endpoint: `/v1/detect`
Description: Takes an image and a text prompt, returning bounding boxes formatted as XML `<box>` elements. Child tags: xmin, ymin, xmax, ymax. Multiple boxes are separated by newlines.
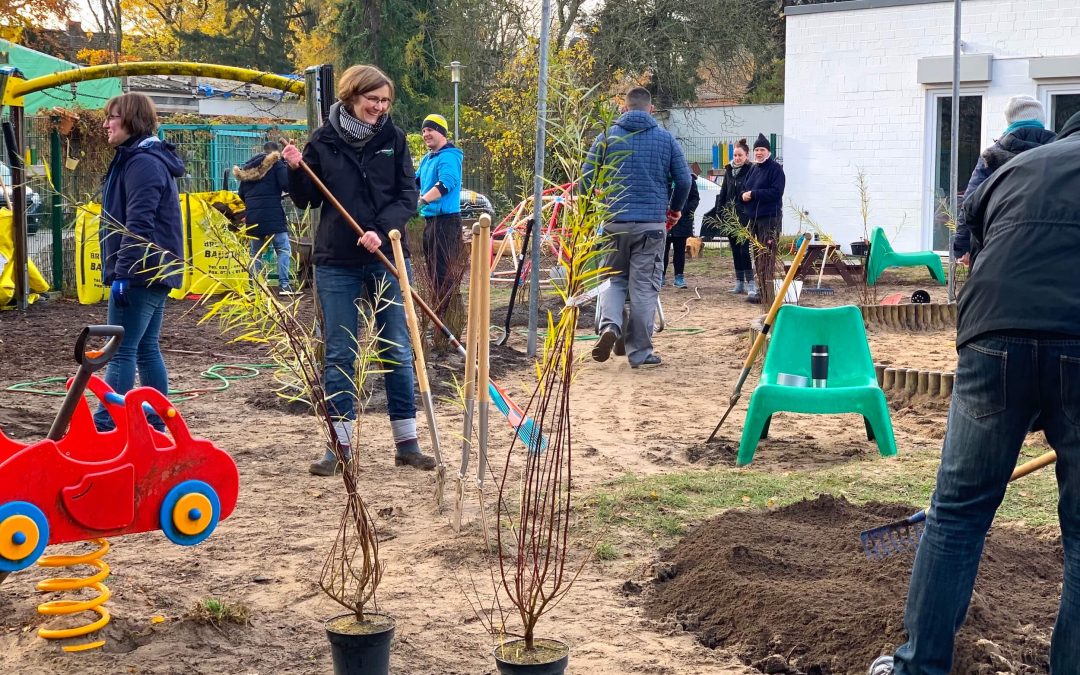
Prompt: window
<box><xmin>929</xmin><ymin>94</ymin><xmax>983</xmax><ymax>251</ymax></box>
<box><xmin>1049</xmin><ymin>92</ymin><xmax>1080</xmax><ymax>132</ymax></box>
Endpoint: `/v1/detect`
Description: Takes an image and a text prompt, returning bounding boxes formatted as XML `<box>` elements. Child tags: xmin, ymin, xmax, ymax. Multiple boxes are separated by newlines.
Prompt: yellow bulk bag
<box><xmin>74</xmin><ymin>203</ymin><xmax>108</xmax><ymax>305</ymax></box>
<box><xmin>0</xmin><ymin>208</ymin><xmax>50</xmax><ymax>306</ymax></box>
<box><xmin>183</xmin><ymin>191</ymin><xmax>249</xmax><ymax>296</ymax></box>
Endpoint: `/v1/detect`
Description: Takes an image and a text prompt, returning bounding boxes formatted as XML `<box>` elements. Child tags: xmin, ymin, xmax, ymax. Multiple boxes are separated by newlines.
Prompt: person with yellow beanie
<box><xmin>417</xmin><ymin>113</ymin><xmax>465</xmax><ymax>324</ymax></box>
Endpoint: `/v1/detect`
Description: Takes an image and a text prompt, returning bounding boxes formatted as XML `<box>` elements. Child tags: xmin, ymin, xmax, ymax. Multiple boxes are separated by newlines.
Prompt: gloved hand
<box><xmin>110</xmin><ymin>278</ymin><xmax>129</xmax><ymax>307</ymax></box>
<box><xmin>281</xmin><ymin>142</ymin><xmax>302</xmax><ymax>169</ymax></box>
<box><xmin>417</xmin><ymin>197</ymin><xmax>429</xmax><ymax>212</ymax></box>
<box><xmin>665</xmin><ymin>210</ymin><xmax>680</xmax><ymax>231</ymax></box>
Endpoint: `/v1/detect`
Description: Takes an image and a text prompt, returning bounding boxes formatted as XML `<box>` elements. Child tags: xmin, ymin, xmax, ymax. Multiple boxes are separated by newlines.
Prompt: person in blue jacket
<box><xmin>94</xmin><ymin>92</ymin><xmax>185</xmax><ymax>432</ymax></box>
<box><xmin>584</xmin><ymin>86</ymin><xmax>692</xmax><ymax>369</ymax></box>
<box><xmin>234</xmin><ymin>141</ymin><xmax>295</xmax><ymax>295</ymax></box>
<box><xmin>416</xmin><ymin>113</ymin><xmax>464</xmax><ymax>322</ymax></box>
<box><xmin>740</xmin><ymin>133</ymin><xmax>786</xmax><ymax>304</ymax></box>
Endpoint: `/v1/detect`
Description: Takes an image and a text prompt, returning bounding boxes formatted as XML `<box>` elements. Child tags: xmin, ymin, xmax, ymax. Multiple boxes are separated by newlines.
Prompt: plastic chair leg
<box><xmin>737</xmin><ymin>399</ymin><xmax>770</xmax><ymax>466</ymax></box>
<box><xmin>864</xmin><ymin>416</ymin><xmax>875</xmax><ymax>441</ymax></box>
<box><xmin>760</xmin><ymin>415</ymin><xmax>772</xmax><ymax>440</ymax></box>
<box><xmin>866</xmin><ymin>398</ymin><xmax>898</xmax><ymax>458</ymax></box>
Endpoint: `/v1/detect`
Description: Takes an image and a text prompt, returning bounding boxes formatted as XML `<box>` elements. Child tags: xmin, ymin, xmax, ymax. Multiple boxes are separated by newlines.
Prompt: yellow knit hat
<box><xmin>422</xmin><ymin>114</ymin><xmax>449</xmax><ymax>137</ymax></box>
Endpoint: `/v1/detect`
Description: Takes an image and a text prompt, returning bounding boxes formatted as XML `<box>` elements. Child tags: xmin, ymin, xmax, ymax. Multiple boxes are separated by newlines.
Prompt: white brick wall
<box><xmin>784</xmin><ymin>0</ymin><xmax>1080</xmax><ymax>251</ymax></box>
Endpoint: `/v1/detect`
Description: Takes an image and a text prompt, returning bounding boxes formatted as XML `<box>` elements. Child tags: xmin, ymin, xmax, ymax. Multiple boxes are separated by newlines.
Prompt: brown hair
<box><xmin>625</xmin><ymin>86</ymin><xmax>652</xmax><ymax>111</ymax></box>
<box><xmin>337</xmin><ymin>65</ymin><xmax>395</xmax><ymax>105</ymax></box>
<box><xmin>105</xmin><ymin>93</ymin><xmax>159</xmax><ymax>138</ymax></box>
<box><xmin>735</xmin><ymin>138</ymin><xmax>750</xmax><ymax>155</ymax></box>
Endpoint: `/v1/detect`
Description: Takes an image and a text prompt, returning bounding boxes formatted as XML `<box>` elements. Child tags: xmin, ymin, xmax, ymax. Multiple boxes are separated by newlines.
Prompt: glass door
<box><xmin>1050</xmin><ymin>92</ymin><xmax>1080</xmax><ymax>133</ymax></box>
<box><xmin>931</xmin><ymin>94</ymin><xmax>982</xmax><ymax>251</ymax></box>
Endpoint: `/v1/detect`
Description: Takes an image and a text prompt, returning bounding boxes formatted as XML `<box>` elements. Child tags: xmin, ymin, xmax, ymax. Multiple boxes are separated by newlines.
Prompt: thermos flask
<box><xmin>811</xmin><ymin>344</ymin><xmax>829</xmax><ymax>388</ymax></box>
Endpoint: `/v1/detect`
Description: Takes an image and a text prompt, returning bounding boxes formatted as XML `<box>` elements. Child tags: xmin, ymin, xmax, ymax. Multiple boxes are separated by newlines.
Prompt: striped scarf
<box><xmin>337</xmin><ymin>106</ymin><xmax>386</xmax><ymax>144</ymax></box>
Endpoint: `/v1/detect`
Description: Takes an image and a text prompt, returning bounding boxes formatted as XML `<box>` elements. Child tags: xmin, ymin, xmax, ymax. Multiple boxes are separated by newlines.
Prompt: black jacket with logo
<box><xmin>958</xmin><ymin>113</ymin><xmax>1080</xmax><ymax>346</ymax></box>
<box><xmin>288</xmin><ymin>117</ymin><xmax>417</xmax><ymax>267</ymax></box>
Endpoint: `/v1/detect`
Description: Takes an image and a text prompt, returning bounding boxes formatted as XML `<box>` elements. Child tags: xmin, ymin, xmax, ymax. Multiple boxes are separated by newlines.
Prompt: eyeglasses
<box><xmin>361</xmin><ymin>94</ymin><xmax>392</xmax><ymax>106</ymax></box>
<box><xmin>106</xmin><ymin>114</ymin><xmax>122</xmax><ymax>120</ymax></box>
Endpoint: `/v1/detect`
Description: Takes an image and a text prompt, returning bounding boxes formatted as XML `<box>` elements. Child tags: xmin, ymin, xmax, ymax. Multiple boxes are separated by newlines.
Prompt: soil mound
<box><xmin>645</xmin><ymin>495</ymin><xmax>1061</xmax><ymax>675</ymax></box>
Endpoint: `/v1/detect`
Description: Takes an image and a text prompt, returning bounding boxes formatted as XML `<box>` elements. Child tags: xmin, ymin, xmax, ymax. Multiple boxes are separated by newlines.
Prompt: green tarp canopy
<box><xmin>0</xmin><ymin>39</ymin><xmax>121</xmax><ymax>113</ymax></box>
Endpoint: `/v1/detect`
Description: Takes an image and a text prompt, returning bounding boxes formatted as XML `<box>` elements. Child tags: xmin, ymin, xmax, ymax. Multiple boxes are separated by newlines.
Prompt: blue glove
<box><xmin>111</xmin><ymin>278</ymin><xmax>129</xmax><ymax>306</ymax></box>
<box><xmin>417</xmin><ymin>197</ymin><xmax>429</xmax><ymax>212</ymax></box>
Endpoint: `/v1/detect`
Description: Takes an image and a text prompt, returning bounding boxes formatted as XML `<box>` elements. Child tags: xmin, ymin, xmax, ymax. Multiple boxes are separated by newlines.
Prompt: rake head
<box><xmin>860</xmin><ymin>510</ymin><xmax>927</xmax><ymax>560</ymax></box>
<box><xmin>803</xmin><ymin>287</ymin><xmax>835</xmax><ymax>296</ymax></box>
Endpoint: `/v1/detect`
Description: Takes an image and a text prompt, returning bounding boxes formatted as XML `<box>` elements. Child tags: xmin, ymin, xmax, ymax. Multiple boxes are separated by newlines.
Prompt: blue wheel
<box><xmin>160</xmin><ymin>480</ymin><xmax>221</xmax><ymax>546</ymax></box>
<box><xmin>0</xmin><ymin>502</ymin><xmax>49</xmax><ymax>572</ymax></box>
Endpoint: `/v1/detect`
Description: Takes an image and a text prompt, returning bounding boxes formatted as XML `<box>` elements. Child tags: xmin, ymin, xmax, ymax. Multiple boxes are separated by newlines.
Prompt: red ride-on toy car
<box><xmin>0</xmin><ymin>326</ymin><xmax>240</xmax><ymax>576</ymax></box>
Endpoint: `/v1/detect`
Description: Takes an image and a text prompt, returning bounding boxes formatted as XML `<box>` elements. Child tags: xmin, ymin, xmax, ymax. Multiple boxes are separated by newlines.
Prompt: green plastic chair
<box><xmin>865</xmin><ymin>227</ymin><xmax>945</xmax><ymax>286</ymax></box>
<box><xmin>737</xmin><ymin>305</ymin><xmax>897</xmax><ymax>466</ymax></box>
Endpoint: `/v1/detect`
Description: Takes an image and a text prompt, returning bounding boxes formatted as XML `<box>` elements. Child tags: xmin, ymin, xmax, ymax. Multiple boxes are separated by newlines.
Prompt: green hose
<box><xmin>4</xmin><ymin>363</ymin><xmax>277</xmax><ymax>401</ymax></box>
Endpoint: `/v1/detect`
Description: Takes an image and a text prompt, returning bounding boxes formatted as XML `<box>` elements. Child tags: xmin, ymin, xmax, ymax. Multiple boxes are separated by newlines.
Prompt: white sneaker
<box><xmin>868</xmin><ymin>656</ymin><xmax>893</xmax><ymax>675</ymax></box>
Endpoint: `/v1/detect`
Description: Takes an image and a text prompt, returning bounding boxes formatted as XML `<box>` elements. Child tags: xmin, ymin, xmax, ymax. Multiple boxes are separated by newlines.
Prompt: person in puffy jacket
<box><xmin>953</xmin><ymin>95</ymin><xmax>1056</xmax><ymax>263</ymax></box>
<box><xmin>94</xmin><ymin>93</ymin><xmax>185</xmax><ymax>433</ymax></box>
<box><xmin>234</xmin><ymin>141</ymin><xmax>294</xmax><ymax>294</ymax></box>
<box><xmin>582</xmin><ymin>86</ymin><xmax>692</xmax><ymax>369</ymax></box>
<box><xmin>664</xmin><ymin>169</ymin><xmax>699</xmax><ymax>289</ymax></box>
<box><xmin>282</xmin><ymin>64</ymin><xmax>436</xmax><ymax>476</ymax></box>
<box><xmin>740</xmin><ymin>133</ymin><xmax>786</xmax><ymax>304</ymax></box>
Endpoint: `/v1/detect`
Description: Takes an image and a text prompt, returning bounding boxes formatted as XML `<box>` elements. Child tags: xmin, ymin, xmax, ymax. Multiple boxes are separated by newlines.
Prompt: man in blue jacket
<box><xmin>585</xmin><ymin>87</ymin><xmax>692</xmax><ymax>369</ymax></box>
<box><xmin>740</xmin><ymin>133</ymin><xmax>786</xmax><ymax>304</ymax></box>
<box><xmin>234</xmin><ymin>141</ymin><xmax>294</xmax><ymax>295</ymax></box>
<box><xmin>417</xmin><ymin>113</ymin><xmax>465</xmax><ymax>323</ymax></box>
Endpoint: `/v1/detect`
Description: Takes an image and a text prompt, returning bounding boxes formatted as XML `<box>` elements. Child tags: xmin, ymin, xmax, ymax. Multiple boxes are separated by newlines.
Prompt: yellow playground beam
<box><xmin>3</xmin><ymin>62</ymin><xmax>305</xmax><ymax>106</ymax></box>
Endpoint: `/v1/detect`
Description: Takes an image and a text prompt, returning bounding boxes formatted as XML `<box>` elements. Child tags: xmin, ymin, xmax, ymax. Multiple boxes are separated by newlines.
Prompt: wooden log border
<box><xmin>860</xmin><ymin>302</ymin><xmax>957</xmax><ymax>331</ymax></box>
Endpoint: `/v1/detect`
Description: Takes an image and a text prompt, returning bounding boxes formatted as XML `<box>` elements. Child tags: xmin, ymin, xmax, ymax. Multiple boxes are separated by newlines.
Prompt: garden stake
<box><xmin>389</xmin><ymin>230</ymin><xmax>445</xmax><ymax>507</ymax></box>
<box><xmin>860</xmin><ymin>449</ymin><xmax>1058</xmax><ymax>560</ymax></box>
<box><xmin>476</xmin><ymin>217</ymin><xmax>492</xmax><ymax>493</ymax></box>
<box><xmin>706</xmin><ymin>236</ymin><xmax>811</xmax><ymax>443</ymax></box>
<box><xmin>291</xmin><ymin>155</ymin><xmax>545</xmax><ymax>451</ymax></box>
<box><xmin>454</xmin><ymin>224</ymin><xmax>485</xmax><ymax>532</ymax></box>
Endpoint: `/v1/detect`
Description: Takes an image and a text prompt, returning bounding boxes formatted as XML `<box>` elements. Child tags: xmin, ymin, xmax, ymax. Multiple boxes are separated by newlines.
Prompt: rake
<box><xmin>802</xmin><ymin>243</ymin><xmax>835</xmax><ymax>296</ymax></box>
<box><xmin>291</xmin><ymin>156</ymin><xmax>545</xmax><ymax>452</ymax></box>
<box><xmin>860</xmin><ymin>449</ymin><xmax>1058</xmax><ymax>560</ymax></box>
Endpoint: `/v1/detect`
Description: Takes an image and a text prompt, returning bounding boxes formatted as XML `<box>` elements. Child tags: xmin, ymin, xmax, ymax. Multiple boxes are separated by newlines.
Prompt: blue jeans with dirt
<box><xmin>250</xmin><ymin>231</ymin><xmax>293</xmax><ymax>291</ymax></box>
<box><xmin>892</xmin><ymin>334</ymin><xmax>1080</xmax><ymax>674</ymax></box>
<box><xmin>315</xmin><ymin>262</ymin><xmax>416</xmax><ymax>425</ymax></box>
<box><xmin>93</xmin><ymin>284</ymin><xmax>170</xmax><ymax>432</ymax></box>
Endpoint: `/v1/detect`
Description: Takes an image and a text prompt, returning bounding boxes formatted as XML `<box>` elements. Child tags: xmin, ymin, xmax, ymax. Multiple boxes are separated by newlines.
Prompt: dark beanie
<box><xmin>422</xmin><ymin>113</ymin><xmax>449</xmax><ymax>138</ymax></box>
<box><xmin>753</xmin><ymin>133</ymin><xmax>771</xmax><ymax>151</ymax></box>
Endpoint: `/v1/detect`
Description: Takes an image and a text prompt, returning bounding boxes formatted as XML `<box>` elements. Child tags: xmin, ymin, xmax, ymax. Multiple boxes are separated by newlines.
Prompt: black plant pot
<box><xmin>325</xmin><ymin>612</ymin><xmax>395</xmax><ymax>675</ymax></box>
<box><xmin>493</xmin><ymin>638</ymin><xmax>570</xmax><ymax>675</ymax></box>
<box><xmin>850</xmin><ymin>240</ymin><xmax>870</xmax><ymax>257</ymax></box>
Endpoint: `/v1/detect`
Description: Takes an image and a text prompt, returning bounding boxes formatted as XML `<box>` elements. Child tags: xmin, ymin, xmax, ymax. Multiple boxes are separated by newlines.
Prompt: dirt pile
<box><xmin>646</xmin><ymin>495</ymin><xmax>1061</xmax><ymax>675</ymax></box>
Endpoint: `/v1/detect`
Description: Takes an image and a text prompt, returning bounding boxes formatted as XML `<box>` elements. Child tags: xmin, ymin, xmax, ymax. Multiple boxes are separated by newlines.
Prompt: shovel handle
<box><xmin>75</xmin><ymin>325</ymin><xmax>124</xmax><ymax>372</ymax></box>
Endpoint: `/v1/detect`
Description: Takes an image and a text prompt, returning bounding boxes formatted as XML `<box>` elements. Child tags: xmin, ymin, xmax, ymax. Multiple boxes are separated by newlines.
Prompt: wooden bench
<box><xmin>783</xmin><ymin>243</ymin><xmax>865</xmax><ymax>286</ymax></box>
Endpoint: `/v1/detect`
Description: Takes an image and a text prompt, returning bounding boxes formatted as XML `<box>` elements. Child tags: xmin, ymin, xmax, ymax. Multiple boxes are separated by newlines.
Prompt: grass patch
<box><xmin>189</xmin><ymin>597</ymin><xmax>251</xmax><ymax>626</ymax></box>
<box><xmin>595</xmin><ymin>541</ymin><xmax>619</xmax><ymax>561</ymax></box>
<box><xmin>583</xmin><ymin>446</ymin><xmax>1060</xmax><ymax>546</ymax></box>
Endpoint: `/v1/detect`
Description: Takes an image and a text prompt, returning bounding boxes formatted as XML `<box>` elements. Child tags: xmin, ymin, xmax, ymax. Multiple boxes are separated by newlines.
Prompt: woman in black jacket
<box><xmin>664</xmin><ymin>171</ymin><xmax>699</xmax><ymax>288</ymax></box>
<box><xmin>714</xmin><ymin>139</ymin><xmax>752</xmax><ymax>293</ymax></box>
<box><xmin>282</xmin><ymin>64</ymin><xmax>436</xmax><ymax>476</ymax></box>
<box><xmin>235</xmin><ymin>141</ymin><xmax>293</xmax><ymax>294</ymax></box>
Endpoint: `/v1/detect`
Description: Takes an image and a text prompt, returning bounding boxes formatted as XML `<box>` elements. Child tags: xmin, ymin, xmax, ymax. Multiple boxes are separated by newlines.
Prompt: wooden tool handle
<box><xmin>462</xmin><ymin>223</ymin><xmax>484</xmax><ymax>400</ymax></box>
<box><xmin>477</xmin><ymin>215</ymin><xmax>492</xmax><ymax>405</ymax></box>
<box><xmin>1011</xmin><ymin>450</ymin><xmax>1057</xmax><ymax>481</ymax></box>
<box><xmin>389</xmin><ymin>230</ymin><xmax>430</xmax><ymax>394</ymax></box>
<box><xmin>740</xmin><ymin>236</ymin><xmax>811</xmax><ymax>371</ymax></box>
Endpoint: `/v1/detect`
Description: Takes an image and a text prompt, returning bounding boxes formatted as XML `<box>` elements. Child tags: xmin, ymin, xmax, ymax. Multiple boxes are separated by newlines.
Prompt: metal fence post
<box><xmin>50</xmin><ymin>126</ymin><xmax>64</xmax><ymax>290</ymax></box>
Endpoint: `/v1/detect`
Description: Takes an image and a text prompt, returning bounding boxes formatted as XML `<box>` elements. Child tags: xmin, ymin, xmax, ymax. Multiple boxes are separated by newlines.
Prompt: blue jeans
<box><xmin>894</xmin><ymin>335</ymin><xmax>1080</xmax><ymax>674</ymax></box>
<box><xmin>93</xmin><ymin>285</ymin><xmax>170</xmax><ymax>432</ymax></box>
<box><xmin>315</xmin><ymin>262</ymin><xmax>416</xmax><ymax>423</ymax></box>
<box><xmin>250</xmin><ymin>232</ymin><xmax>293</xmax><ymax>290</ymax></box>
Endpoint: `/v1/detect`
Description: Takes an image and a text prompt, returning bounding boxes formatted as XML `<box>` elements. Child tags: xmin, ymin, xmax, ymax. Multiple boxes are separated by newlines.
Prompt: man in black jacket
<box><xmin>868</xmin><ymin>112</ymin><xmax>1080</xmax><ymax>675</ymax></box>
<box><xmin>664</xmin><ymin>172</ymin><xmax>699</xmax><ymax>289</ymax></box>
<box><xmin>235</xmin><ymin>141</ymin><xmax>294</xmax><ymax>295</ymax></box>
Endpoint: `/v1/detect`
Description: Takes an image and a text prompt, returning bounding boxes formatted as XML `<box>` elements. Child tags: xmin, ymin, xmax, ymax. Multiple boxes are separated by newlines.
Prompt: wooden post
<box><xmin>917</xmin><ymin>370</ymin><xmax>930</xmax><ymax>395</ymax></box>
<box><xmin>905</xmin><ymin>368</ymin><xmax>919</xmax><ymax>394</ymax></box>
<box><xmin>941</xmin><ymin>372</ymin><xmax>955</xmax><ymax>397</ymax></box>
<box><xmin>874</xmin><ymin>363</ymin><xmax>886</xmax><ymax>386</ymax></box>
<box><xmin>883</xmin><ymin>367</ymin><xmax>896</xmax><ymax>391</ymax></box>
<box><xmin>928</xmin><ymin>371</ymin><xmax>942</xmax><ymax>397</ymax></box>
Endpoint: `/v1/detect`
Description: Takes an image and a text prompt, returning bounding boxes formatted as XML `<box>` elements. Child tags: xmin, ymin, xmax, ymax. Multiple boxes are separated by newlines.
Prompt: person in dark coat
<box><xmin>281</xmin><ymin>64</ymin><xmax>436</xmax><ymax>476</ymax></box>
<box><xmin>664</xmin><ymin>168</ymin><xmax>699</xmax><ymax>289</ymax></box>
<box><xmin>711</xmin><ymin>138</ymin><xmax>753</xmax><ymax>293</ymax></box>
<box><xmin>953</xmin><ymin>95</ymin><xmax>1056</xmax><ymax>264</ymax></box>
<box><xmin>868</xmin><ymin>111</ymin><xmax>1080</xmax><ymax>675</ymax></box>
<box><xmin>234</xmin><ymin>141</ymin><xmax>294</xmax><ymax>294</ymax></box>
<box><xmin>94</xmin><ymin>92</ymin><xmax>185</xmax><ymax>433</ymax></box>
<box><xmin>740</xmin><ymin>133</ymin><xmax>786</xmax><ymax>304</ymax></box>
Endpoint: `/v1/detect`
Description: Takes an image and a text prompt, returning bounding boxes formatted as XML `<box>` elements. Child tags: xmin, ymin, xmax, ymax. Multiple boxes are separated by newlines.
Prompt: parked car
<box><xmin>0</xmin><ymin>163</ymin><xmax>45</xmax><ymax>234</ymax></box>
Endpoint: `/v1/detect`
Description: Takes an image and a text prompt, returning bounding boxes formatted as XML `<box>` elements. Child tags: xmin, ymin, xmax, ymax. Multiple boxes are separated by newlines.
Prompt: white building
<box><xmin>662</xmin><ymin>103</ymin><xmax>785</xmax><ymax>176</ymax></box>
<box><xmin>783</xmin><ymin>0</ymin><xmax>1080</xmax><ymax>252</ymax></box>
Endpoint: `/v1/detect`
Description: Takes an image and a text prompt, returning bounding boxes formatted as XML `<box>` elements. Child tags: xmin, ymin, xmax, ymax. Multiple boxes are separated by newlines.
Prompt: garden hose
<box><xmin>4</xmin><ymin>363</ymin><xmax>276</xmax><ymax>401</ymax></box>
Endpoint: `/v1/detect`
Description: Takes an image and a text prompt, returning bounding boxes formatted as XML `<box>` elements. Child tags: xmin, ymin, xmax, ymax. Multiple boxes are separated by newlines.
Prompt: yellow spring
<box><xmin>35</xmin><ymin>538</ymin><xmax>112</xmax><ymax>652</ymax></box>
